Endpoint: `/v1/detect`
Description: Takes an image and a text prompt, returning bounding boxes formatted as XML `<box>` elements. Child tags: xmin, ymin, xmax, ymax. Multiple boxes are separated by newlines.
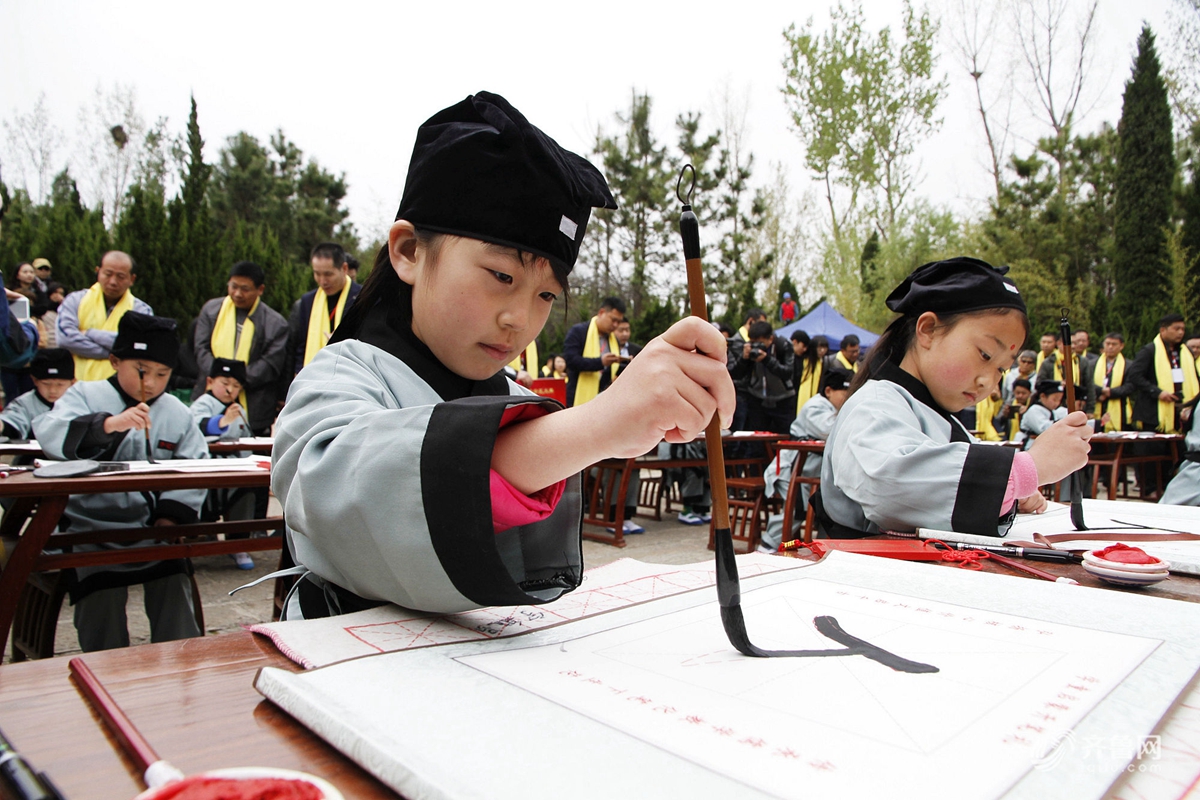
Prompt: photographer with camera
<box><xmin>730</xmin><ymin>320</ymin><xmax>796</xmax><ymax>434</ymax></box>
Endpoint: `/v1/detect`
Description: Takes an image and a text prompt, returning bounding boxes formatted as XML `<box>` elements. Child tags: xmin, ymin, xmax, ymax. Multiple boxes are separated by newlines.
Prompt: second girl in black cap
<box><xmin>815</xmin><ymin>257</ymin><xmax>1092</xmax><ymax>538</ymax></box>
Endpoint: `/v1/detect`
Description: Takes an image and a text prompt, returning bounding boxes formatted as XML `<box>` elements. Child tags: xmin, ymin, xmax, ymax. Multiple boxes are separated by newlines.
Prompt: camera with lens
<box><xmin>747</xmin><ymin>342</ymin><xmax>769</xmax><ymax>359</ymax></box>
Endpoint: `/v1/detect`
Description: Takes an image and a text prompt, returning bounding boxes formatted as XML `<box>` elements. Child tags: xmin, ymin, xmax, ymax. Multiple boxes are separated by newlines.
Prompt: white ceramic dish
<box><xmin>1082</xmin><ymin>550</ymin><xmax>1171</xmax><ymax>573</ymax></box>
<box><xmin>135</xmin><ymin>767</ymin><xmax>343</xmax><ymax>799</ymax></box>
<box><xmin>1081</xmin><ymin>560</ymin><xmax>1170</xmax><ymax>586</ymax></box>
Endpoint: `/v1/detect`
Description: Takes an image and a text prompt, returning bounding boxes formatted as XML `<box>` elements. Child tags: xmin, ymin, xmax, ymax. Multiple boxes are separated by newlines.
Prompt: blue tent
<box><xmin>775</xmin><ymin>300</ymin><xmax>879</xmax><ymax>352</ymax></box>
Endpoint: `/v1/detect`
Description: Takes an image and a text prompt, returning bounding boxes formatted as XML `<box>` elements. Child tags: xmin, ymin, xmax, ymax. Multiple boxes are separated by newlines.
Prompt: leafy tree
<box><xmin>591</xmin><ymin>91</ymin><xmax>675</xmax><ymax>319</ymax></box>
<box><xmin>781</xmin><ymin>0</ymin><xmax>946</xmax><ymax>241</ymax></box>
<box><xmin>1112</xmin><ymin>26</ymin><xmax>1175</xmax><ymax>344</ymax></box>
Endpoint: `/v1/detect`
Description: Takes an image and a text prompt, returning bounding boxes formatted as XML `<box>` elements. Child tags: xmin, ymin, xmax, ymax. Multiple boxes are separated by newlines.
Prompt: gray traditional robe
<box><xmin>190</xmin><ymin>392</ymin><xmax>253</xmax><ymax>442</ymax></box>
<box><xmin>818</xmin><ymin>362</ymin><xmax>1016</xmax><ymax>537</ymax></box>
<box><xmin>34</xmin><ymin>377</ymin><xmax>209</xmax><ymax>599</ymax></box>
<box><xmin>1161</xmin><ymin>425</ymin><xmax>1200</xmax><ymax>506</ymax></box>
<box><xmin>0</xmin><ymin>389</ymin><xmax>53</xmax><ymax>439</ymax></box>
<box><xmin>272</xmin><ymin>302</ymin><xmax>583</xmax><ymax>617</ymax></box>
<box><xmin>1020</xmin><ymin>403</ymin><xmax>1067</xmax><ymax>446</ymax></box>
<box><xmin>192</xmin><ymin>391</ymin><xmax>256</xmax><ymax>521</ymax></box>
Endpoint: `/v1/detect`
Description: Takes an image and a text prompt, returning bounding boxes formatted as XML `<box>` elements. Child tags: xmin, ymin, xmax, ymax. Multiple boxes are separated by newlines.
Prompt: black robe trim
<box><xmin>875</xmin><ymin>361</ymin><xmax>969</xmax><ymax>443</ymax></box>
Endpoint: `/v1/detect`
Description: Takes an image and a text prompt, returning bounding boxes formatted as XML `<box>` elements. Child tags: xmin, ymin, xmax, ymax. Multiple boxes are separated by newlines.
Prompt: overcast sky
<box><xmin>2</xmin><ymin>0</ymin><xmax>1177</xmax><ymax>244</ymax></box>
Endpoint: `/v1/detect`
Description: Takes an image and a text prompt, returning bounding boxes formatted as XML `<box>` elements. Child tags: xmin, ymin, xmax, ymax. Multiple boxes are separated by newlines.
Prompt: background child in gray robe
<box><xmin>36</xmin><ymin>312</ymin><xmax>207</xmax><ymax>651</ymax></box>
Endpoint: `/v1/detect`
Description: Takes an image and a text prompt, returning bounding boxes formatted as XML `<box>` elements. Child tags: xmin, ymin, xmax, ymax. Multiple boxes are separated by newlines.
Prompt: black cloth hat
<box><xmin>820</xmin><ymin>370</ymin><xmax>850</xmax><ymax>394</ymax></box>
<box><xmin>209</xmin><ymin>357</ymin><xmax>247</xmax><ymax>384</ymax></box>
<box><xmin>395</xmin><ymin>91</ymin><xmax>617</xmax><ymax>274</ymax></box>
<box><xmin>887</xmin><ymin>257</ymin><xmax>1026</xmax><ymax>317</ymax></box>
<box><xmin>30</xmin><ymin>347</ymin><xmax>74</xmax><ymax>380</ymax></box>
<box><xmin>1036</xmin><ymin>379</ymin><xmax>1064</xmax><ymax>397</ymax></box>
<box><xmin>111</xmin><ymin>312</ymin><xmax>179</xmax><ymax>369</ymax></box>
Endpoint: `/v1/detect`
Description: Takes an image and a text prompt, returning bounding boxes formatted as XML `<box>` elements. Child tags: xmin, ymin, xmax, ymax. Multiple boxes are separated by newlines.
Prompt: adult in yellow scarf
<box><xmin>193</xmin><ymin>262</ymin><xmax>291</xmax><ymax>432</ymax></box>
<box><xmin>563</xmin><ymin>297</ymin><xmax>625</xmax><ymax>406</ymax></box>
<box><xmin>1034</xmin><ymin>331</ymin><xmax>1058</xmax><ymax>374</ymax></box>
<box><xmin>790</xmin><ymin>330</ymin><xmax>823</xmax><ymax>413</ymax></box>
<box><xmin>56</xmin><ymin>251</ymin><xmax>151</xmax><ymax>381</ymax></box>
<box><xmin>287</xmin><ymin>243</ymin><xmax>361</xmax><ymax>377</ymax></box>
<box><xmin>830</xmin><ymin>334</ymin><xmax>861</xmax><ymax>374</ymax></box>
<box><xmin>1093</xmin><ymin>332</ymin><xmax>1134</xmax><ymax>432</ymax></box>
<box><xmin>1129</xmin><ymin>315</ymin><xmax>1199</xmax><ymax>434</ymax></box>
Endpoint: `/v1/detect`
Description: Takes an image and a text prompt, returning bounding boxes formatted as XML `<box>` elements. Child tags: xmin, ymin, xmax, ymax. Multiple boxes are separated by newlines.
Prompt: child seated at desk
<box><xmin>0</xmin><ymin>347</ymin><xmax>74</xmax><ymax>440</ymax></box>
<box><xmin>272</xmin><ymin>92</ymin><xmax>733</xmax><ymax>619</ymax></box>
<box><xmin>36</xmin><ymin>312</ymin><xmax>208</xmax><ymax>651</ymax></box>
<box><xmin>815</xmin><ymin>258</ymin><xmax>1092</xmax><ymax>538</ymax></box>
<box><xmin>1020</xmin><ymin>379</ymin><xmax>1068</xmax><ymax>447</ymax></box>
<box><xmin>192</xmin><ymin>357</ymin><xmax>260</xmax><ymax>570</ymax></box>
<box><xmin>761</xmin><ymin>370</ymin><xmax>850</xmax><ymax>551</ymax></box>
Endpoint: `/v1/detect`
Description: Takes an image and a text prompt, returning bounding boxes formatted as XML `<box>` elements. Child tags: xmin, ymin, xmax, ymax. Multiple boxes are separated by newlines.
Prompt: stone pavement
<box><xmin>32</xmin><ymin>505</ymin><xmax>717</xmax><ymax>661</ymax></box>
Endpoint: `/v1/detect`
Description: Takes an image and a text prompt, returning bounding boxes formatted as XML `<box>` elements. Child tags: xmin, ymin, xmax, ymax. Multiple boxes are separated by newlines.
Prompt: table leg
<box><xmin>0</xmin><ymin>496</ymin><xmax>36</xmax><ymax>539</ymax></box>
<box><xmin>0</xmin><ymin>495</ymin><xmax>67</xmax><ymax>655</ymax></box>
<box><xmin>1108</xmin><ymin>443</ymin><xmax>1123</xmax><ymax>502</ymax></box>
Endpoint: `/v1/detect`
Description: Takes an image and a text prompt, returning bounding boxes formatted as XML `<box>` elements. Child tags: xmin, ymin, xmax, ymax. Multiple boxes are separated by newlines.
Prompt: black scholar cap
<box><xmin>30</xmin><ymin>348</ymin><xmax>74</xmax><ymax>380</ymax></box>
<box><xmin>209</xmin><ymin>357</ymin><xmax>247</xmax><ymax>384</ymax></box>
<box><xmin>887</xmin><ymin>257</ymin><xmax>1026</xmax><ymax>317</ymax></box>
<box><xmin>395</xmin><ymin>91</ymin><xmax>617</xmax><ymax>274</ymax></box>
<box><xmin>112</xmin><ymin>312</ymin><xmax>179</xmax><ymax>369</ymax></box>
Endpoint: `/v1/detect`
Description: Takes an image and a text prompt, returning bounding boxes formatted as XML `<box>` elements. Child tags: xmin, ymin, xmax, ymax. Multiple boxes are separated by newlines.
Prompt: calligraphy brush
<box><xmin>68</xmin><ymin>657</ymin><xmax>341</xmax><ymax>798</ymax></box>
<box><xmin>1059</xmin><ymin>308</ymin><xmax>1086</xmax><ymax>530</ymax></box>
<box><xmin>676</xmin><ymin>166</ymin><xmax>935</xmax><ymax>673</ymax></box>
<box><xmin>136</xmin><ymin>367</ymin><xmax>156</xmax><ymax>464</ymax></box>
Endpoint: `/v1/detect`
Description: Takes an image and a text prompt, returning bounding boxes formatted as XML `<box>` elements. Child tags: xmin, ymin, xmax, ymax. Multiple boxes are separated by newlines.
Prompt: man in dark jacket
<box><xmin>730</xmin><ymin>320</ymin><xmax>795</xmax><ymax>434</ymax></box>
<box><xmin>192</xmin><ymin>261</ymin><xmax>290</xmax><ymax>435</ymax></box>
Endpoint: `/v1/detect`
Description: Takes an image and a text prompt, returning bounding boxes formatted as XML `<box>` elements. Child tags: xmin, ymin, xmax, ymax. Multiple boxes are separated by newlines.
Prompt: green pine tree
<box><xmin>1113</xmin><ymin>25</ymin><xmax>1175</xmax><ymax>344</ymax></box>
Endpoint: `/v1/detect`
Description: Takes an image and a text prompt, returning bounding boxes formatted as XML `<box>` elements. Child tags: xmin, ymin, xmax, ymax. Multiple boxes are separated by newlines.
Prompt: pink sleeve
<box><xmin>490</xmin><ymin>402</ymin><xmax>567</xmax><ymax>534</ymax></box>
<box><xmin>1000</xmin><ymin>452</ymin><xmax>1040</xmax><ymax>514</ymax></box>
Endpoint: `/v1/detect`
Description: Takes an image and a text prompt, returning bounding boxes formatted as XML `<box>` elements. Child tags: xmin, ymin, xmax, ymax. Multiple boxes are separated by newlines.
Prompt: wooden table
<box><xmin>0</xmin><ymin>467</ymin><xmax>281</xmax><ymax>657</ymax></box>
<box><xmin>1086</xmin><ymin>432</ymin><xmax>1183</xmax><ymax>501</ymax></box>
<box><xmin>784</xmin><ymin>539</ymin><xmax>1200</xmax><ymax>602</ymax></box>
<box><xmin>2</xmin><ymin>541</ymin><xmax>1198</xmax><ymax>799</ymax></box>
<box><xmin>0</xmin><ymin>438</ymin><xmax>274</xmax><ymax>458</ymax></box>
<box><xmin>0</xmin><ymin>631</ymin><xmax>399</xmax><ymax>799</ymax></box>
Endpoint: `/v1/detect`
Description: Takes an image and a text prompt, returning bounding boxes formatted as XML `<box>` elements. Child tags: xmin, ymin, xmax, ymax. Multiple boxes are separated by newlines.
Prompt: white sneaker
<box><xmin>232</xmin><ymin>552</ymin><xmax>255</xmax><ymax>570</ymax></box>
<box><xmin>699</xmin><ymin>511</ymin><xmax>712</xmax><ymax>523</ymax></box>
<box><xmin>755</xmin><ymin>544</ymin><xmax>777</xmax><ymax>555</ymax></box>
<box><xmin>623</xmin><ymin>519</ymin><xmax>645</xmax><ymax>534</ymax></box>
<box><xmin>677</xmin><ymin>511</ymin><xmax>704</xmax><ymax>525</ymax></box>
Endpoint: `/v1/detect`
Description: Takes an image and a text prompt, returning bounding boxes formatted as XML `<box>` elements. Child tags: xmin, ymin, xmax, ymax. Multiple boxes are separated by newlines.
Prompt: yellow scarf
<box><xmin>74</xmin><ymin>283</ymin><xmax>135</xmax><ymax>380</ymax></box>
<box><xmin>836</xmin><ymin>351</ymin><xmax>858</xmax><ymax>373</ymax></box>
<box><xmin>1092</xmin><ymin>353</ymin><xmax>1130</xmax><ymax>432</ymax></box>
<box><xmin>974</xmin><ymin>395</ymin><xmax>1002</xmax><ymax>441</ymax></box>
<box><xmin>1152</xmin><ymin>335</ymin><xmax>1199</xmax><ymax>433</ymax></box>
<box><xmin>1043</xmin><ymin>349</ymin><xmax>1079</xmax><ymax>383</ymax></box>
<box><xmin>573</xmin><ymin>317</ymin><xmax>619</xmax><ymax>406</ymax></box>
<box><xmin>795</xmin><ymin>360</ymin><xmax>822</xmax><ymax>414</ymax></box>
<box><xmin>211</xmin><ymin>296</ymin><xmax>257</xmax><ymax>410</ymax></box>
<box><xmin>303</xmin><ymin>278</ymin><xmax>351</xmax><ymax>367</ymax></box>
<box><xmin>738</xmin><ymin>324</ymin><xmax>751</xmax><ymax>341</ymax></box>
<box><xmin>1006</xmin><ymin>405</ymin><xmax>1023</xmax><ymax>441</ymax></box>
<box><xmin>508</xmin><ymin>340</ymin><xmax>538</xmax><ymax>376</ymax></box>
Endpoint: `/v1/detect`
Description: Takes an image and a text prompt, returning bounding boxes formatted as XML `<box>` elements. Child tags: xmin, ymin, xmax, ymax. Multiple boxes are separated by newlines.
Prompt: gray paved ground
<box><xmin>23</xmin><ymin>499</ymin><xmax>716</xmax><ymax>661</ymax></box>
